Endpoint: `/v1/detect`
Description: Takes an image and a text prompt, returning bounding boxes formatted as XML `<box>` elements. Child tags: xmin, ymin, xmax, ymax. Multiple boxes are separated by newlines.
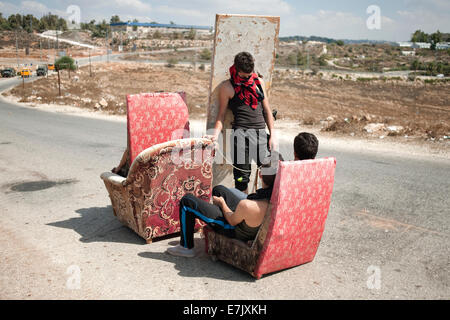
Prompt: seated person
<box><xmin>227</xmin><ymin>132</ymin><xmax>319</xmax><ymax>201</ymax></box>
<box><xmin>111</xmin><ymin>148</ymin><xmax>130</xmax><ymax>177</ymax></box>
<box><xmin>166</xmin><ymin>152</ymin><xmax>284</xmax><ymax>258</ymax></box>
<box><xmin>294</xmin><ymin>132</ymin><xmax>318</xmax><ymax>160</ymax></box>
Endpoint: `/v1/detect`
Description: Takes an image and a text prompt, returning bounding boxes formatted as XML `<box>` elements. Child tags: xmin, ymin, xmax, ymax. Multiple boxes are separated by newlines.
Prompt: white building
<box><xmin>397</xmin><ymin>42</ymin><xmax>413</xmax><ymax>47</ymax></box>
<box><xmin>402</xmin><ymin>50</ymin><xmax>415</xmax><ymax>56</ymax></box>
<box><xmin>436</xmin><ymin>42</ymin><xmax>450</xmax><ymax>50</ymax></box>
<box><xmin>412</xmin><ymin>42</ymin><xmax>431</xmax><ymax>49</ymax></box>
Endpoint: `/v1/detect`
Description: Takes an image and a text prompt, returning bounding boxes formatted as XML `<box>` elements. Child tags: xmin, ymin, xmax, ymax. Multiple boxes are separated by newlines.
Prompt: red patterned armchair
<box><xmin>100</xmin><ymin>92</ymin><xmax>214</xmax><ymax>243</ymax></box>
<box><xmin>101</xmin><ymin>138</ymin><xmax>214</xmax><ymax>243</ymax></box>
<box><xmin>204</xmin><ymin>158</ymin><xmax>336</xmax><ymax>279</ymax></box>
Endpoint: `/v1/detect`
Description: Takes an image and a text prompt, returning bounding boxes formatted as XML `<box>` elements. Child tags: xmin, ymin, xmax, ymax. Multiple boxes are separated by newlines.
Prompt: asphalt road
<box><xmin>0</xmin><ymin>76</ymin><xmax>449</xmax><ymax>300</ymax></box>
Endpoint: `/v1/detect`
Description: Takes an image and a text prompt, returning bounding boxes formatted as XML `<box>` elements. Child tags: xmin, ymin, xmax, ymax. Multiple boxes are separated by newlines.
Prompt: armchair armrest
<box><xmin>100</xmin><ymin>172</ymin><xmax>127</xmax><ymax>187</ymax></box>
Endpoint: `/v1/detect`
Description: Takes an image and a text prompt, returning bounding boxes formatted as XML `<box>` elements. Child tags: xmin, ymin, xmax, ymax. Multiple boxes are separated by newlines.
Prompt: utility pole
<box><xmin>54</xmin><ymin>29</ymin><xmax>57</xmax><ymax>63</ymax></box>
<box><xmin>307</xmin><ymin>47</ymin><xmax>310</xmax><ymax>71</ymax></box>
<box><xmin>57</xmin><ymin>67</ymin><xmax>61</xmax><ymax>96</ymax></box>
<box><xmin>15</xmin><ymin>29</ymin><xmax>19</xmax><ymax>70</ymax></box>
<box><xmin>106</xmin><ymin>29</ymin><xmax>109</xmax><ymax>63</ymax></box>
<box><xmin>120</xmin><ymin>31</ymin><xmax>123</xmax><ymax>52</ymax></box>
<box><xmin>29</xmin><ymin>18</ymin><xmax>32</xmax><ymax>54</ymax></box>
<box><xmin>89</xmin><ymin>47</ymin><xmax>92</xmax><ymax>77</ymax></box>
<box><xmin>39</xmin><ymin>39</ymin><xmax>42</xmax><ymax>64</ymax></box>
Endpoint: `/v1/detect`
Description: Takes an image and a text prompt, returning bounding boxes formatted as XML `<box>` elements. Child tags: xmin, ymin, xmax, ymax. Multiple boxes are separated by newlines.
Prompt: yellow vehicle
<box><xmin>47</xmin><ymin>64</ymin><xmax>55</xmax><ymax>71</ymax></box>
<box><xmin>20</xmin><ymin>68</ymin><xmax>32</xmax><ymax>78</ymax></box>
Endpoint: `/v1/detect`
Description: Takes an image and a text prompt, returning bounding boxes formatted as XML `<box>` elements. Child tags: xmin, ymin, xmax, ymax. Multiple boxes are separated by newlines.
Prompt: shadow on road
<box><xmin>47</xmin><ymin>205</ymin><xmax>145</xmax><ymax>245</ymax></box>
<box><xmin>138</xmin><ymin>239</ymin><xmax>256</xmax><ymax>283</ymax></box>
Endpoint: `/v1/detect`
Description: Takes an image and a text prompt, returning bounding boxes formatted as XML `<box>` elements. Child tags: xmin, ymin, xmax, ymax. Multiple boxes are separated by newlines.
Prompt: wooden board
<box><xmin>206</xmin><ymin>14</ymin><xmax>280</xmax><ymax>188</ymax></box>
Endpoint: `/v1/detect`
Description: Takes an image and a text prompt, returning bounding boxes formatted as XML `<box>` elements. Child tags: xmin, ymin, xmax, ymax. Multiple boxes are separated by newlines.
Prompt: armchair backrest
<box><xmin>254</xmin><ymin>157</ymin><xmax>336</xmax><ymax>277</ymax></box>
<box><xmin>126</xmin><ymin>92</ymin><xmax>190</xmax><ymax>164</ymax></box>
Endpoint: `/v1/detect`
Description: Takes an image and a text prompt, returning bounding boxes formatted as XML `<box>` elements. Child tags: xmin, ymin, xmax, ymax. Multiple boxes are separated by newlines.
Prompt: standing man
<box><xmin>208</xmin><ymin>52</ymin><xmax>277</xmax><ymax>193</ymax></box>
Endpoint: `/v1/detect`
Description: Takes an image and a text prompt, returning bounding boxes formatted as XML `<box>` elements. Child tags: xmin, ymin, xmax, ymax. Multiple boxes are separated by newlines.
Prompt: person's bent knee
<box><xmin>212</xmin><ymin>185</ymin><xmax>228</xmax><ymax>197</ymax></box>
<box><xmin>180</xmin><ymin>193</ymin><xmax>198</xmax><ymax>208</ymax></box>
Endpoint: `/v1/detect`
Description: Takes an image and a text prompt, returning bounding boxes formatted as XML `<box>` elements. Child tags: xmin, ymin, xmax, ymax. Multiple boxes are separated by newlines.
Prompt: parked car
<box><xmin>20</xmin><ymin>68</ymin><xmax>32</xmax><ymax>78</ymax></box>
<box><xmin>36</xmin><ymin>65</ymin><xmax>47</xmax><ymax>76</ymax></box>
<box><xmin>47</xmin><ymin>64</ymin><xmax>55</xmax><ymax>71</ymax></box>
<box><xmin>1</xmin><ymin>67</ymin><xmax>16</xmax><ymax>78</ymax></box>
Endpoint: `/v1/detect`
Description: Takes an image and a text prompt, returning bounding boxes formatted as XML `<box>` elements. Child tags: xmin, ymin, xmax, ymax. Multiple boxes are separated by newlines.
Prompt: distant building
<box><xmin>397</xmin><ymin>42</ymin><xmax>432</xmax><ymax>49</ymax></box>
<box><xmin>402</xmin><ymin>50</ymin><xmax>415</xmax><ymax>56</ymax></box>
<box><xmin>436</xmin><ymin>42</ymin><xmax>450</xmax><ymax>50</ymax></box>
<box><xmin>397</xmin><ymin>41</ymin><xmax>413</xmax><ymax>47</ymax></box>
<box><xmin>304</xmin><ymin>40</ymin><xmax>325</xmax><ymax>46</ymax></box>
<box><xmin>412</xmin><ymin>42</ymin><xmax>431</xmax><ymax>49</ymax></box>
<box><xmin>110</xmin><ymin>22</ymin><xmax>212</xmax><ymax>36</ymax></box>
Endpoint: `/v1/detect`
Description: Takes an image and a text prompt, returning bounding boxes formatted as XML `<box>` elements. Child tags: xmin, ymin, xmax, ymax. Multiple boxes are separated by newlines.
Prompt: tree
<box><xmin>317</xmin><ymin>55</ymin><xmax>327</xmax><ymax>66</ymax></box>
<box><xmin>132</xmin><ymin>18</ymin><xmax>138</xmax><ymax>31</ymax></box>
<box><xmin>39</xmin><ymin>13</ymin><xmax>67</xmax><ymax>31</ymax></box>
<box><xmin>296</xmin><ymin>51</ymin><xmax>307</xmax><ymax>66</ymax></box>
<box><xmin>411</xmin><ymin>30</ymin><xmax>429</xmax><ymax>43</ymax></box>
<box><xmin>0</xmin><ymin>13</ymin><xmax>8</xmax><ymax>30</ymax></box>
<box><xmin>430</xmin><ymin>30</ymin><xmax>442</xmax><ymax>50</ymax></box>
<box><xmin>0</xmin><ymin>12</ymin><xmax>68</xmax><ymax>32</ymax></box>
<box><xmin>55</xmin><ymin>56</ymin><xmax>76</xmax><ymax>71</ymax></box>
<box><xmin>38</xmin><ymin>19</ymin><xmax>48</xmax><ymax>32</ymax></box>
<box><xmin>335</xmin><ymin>40</ymin><xmax>345</xmax><ymax>46</ymax></box>
<box><xmin>8</xmin><ymin>14</ymin><xmax>22</xmax><ymax>30</ymax></box>
<box><xmin>110</xmin><ymin>15</ymin><xmax>121</xmax><ymax>24</ymax></box>
<box><xmin>186</xmin><ymin>28</ymin><xmax>196</xmax><ymax>40</ymax></box>
<box><xmin>411</xmin><ymin>59</ymin><xmax>420</xmax><ymax>71</ymax></box>
<box><xmin>23</xmin><ymin>14</ymin><xmax>36</xmax><ymax>32</ymax></box>
<box><xmin>57</xmin><ymin>17</ymin><xmax>68</xmax><ymax>31</ymax></box>
<box><xmin>427</xmin><ymin>61</ymin><xmax>436</xmax><ymax>75</ymax></box>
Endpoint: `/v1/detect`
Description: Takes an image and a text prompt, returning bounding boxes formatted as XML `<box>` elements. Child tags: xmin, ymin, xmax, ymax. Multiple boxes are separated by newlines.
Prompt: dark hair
<box><xmin>234</xmin><ymin>52</ymin><xmax>254</xmax><ymax>74</ymax></box>
<box><xmin>294</xmin><ymin>132</ymin><xmax>319</xmax><ymax>160</ymax></box>
<box><xmin>260</xmin><ymin>151</ymin><xmax>284</xmax><ymax>188</ymax></box>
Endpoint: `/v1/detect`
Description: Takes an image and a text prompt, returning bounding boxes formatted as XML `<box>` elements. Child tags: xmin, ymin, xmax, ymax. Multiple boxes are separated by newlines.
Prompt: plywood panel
<box><xmin>206</xmin><ymin>14</ymin><xmax>280</xmax><ymax>188</ymax></box>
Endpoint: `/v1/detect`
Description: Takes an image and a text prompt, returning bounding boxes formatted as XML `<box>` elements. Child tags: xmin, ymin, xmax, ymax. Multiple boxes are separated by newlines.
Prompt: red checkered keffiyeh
<box><xmin>229</xmin><ymin>64</ymin><xmax>264</xmax><ymax>110</ymax></box>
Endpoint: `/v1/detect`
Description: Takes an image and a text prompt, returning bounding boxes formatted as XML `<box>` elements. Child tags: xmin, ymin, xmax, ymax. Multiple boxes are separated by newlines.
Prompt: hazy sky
<box><xmin>0</xmin><ymin>0</ymin><xmax>449</xmax><ymax>41</ymax></box>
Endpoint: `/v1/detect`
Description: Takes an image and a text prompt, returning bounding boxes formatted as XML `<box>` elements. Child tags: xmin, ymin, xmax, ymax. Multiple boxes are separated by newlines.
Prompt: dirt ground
<box><xmin>3</xmin><ymin>61</ymin><xmax>449</xmax><ymax>144</ymax></box>
<box><xmin>271</xmin><ymin>69</ymin><xmax>450</xmax><ymax>141</ymax></box>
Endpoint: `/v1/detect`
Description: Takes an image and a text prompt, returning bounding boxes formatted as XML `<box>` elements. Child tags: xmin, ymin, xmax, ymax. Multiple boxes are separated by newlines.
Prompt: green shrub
<box><xmin>166</xmin><ymin>58</ymin><xmax>178</xmax><ymax>68</ymax></box>
<box><xmin>199</xmin><ymin>48</ymin><xmax>212</xmax><ymax>61</ymax></box>
<box><xmin>357</xmin><ymin>77</ymin><xmax>374</xmax><ymax>82</ymax></box>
